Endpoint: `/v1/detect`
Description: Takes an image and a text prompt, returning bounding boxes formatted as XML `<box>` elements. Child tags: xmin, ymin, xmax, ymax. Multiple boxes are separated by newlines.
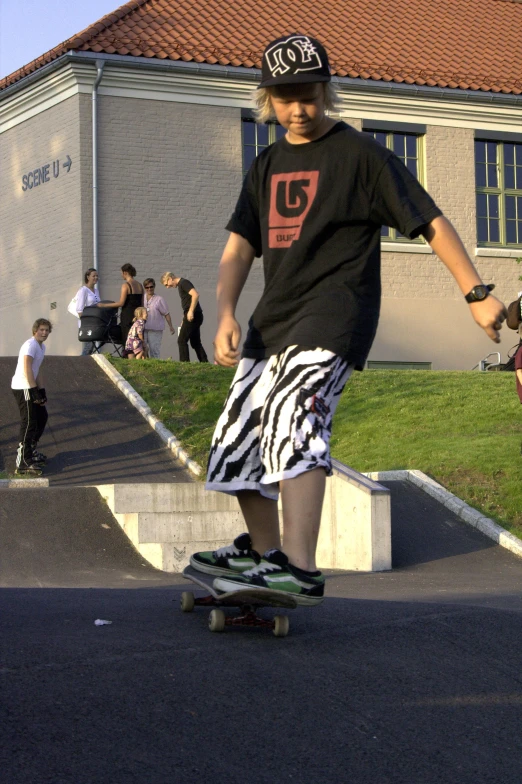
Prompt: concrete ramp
<box><xmin>0</xmin><ymin>487</ymin><xmax>180</xmax><ymax>588</ymax></box>
<box><xmin>0</xmin><ymin>356</ymin><xmax>192</xmax><ymax>485</ymax></box>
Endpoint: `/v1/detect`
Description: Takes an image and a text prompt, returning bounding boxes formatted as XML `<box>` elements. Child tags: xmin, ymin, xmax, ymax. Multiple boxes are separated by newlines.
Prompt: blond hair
<box><xmin>253</xmin><ymin>82</ymin><xmax>340</xmax><ymax>124</ymax></box>
<box><xmin>133</xmin><ymin>307</ymin><xmax>148</xmax><ymax>321</ymax></box>
<box><xmin>161</xmin><ymin>271</ymin><xmax>175</xmax><ymax>286</ymax></box>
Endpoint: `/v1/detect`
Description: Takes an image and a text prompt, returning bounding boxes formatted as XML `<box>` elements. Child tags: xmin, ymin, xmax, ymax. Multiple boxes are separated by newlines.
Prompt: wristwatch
<box><xmin>464</xmin><ymin>283</ymin><xmax>495</xmax><ymax>303</ymax></box>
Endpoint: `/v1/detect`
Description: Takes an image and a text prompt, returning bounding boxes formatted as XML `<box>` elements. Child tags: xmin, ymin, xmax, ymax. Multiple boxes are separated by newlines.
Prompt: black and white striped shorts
<box><xmin>206</xmin><ymin>345</ymin><xmax>353</xmax><ymax>500</ymax></box>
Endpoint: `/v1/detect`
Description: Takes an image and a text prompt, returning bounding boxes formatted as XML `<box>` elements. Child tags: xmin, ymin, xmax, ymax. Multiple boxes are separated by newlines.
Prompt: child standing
<box><xmin>11</xmin><ymin>318</ymin><xmax>52</xmax><ymax>476</ymax></box>
<box><xmin>125</xmin><ymin>307</ymin><xmax>148</xmax><ymax>360</ymax></box>
<box><xmin>190</xmin><ymin>34</ymin><xmax>507</xmax><ymax>604</ymax></box>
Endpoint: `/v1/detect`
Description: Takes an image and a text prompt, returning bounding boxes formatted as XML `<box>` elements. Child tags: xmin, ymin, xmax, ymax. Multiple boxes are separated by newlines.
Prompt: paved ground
<box><xmin>2</xmin><ymin>480</ymin><xmax>522</xmax><ymax>782</ymax></box>
<box><xmin>0</xmin><ymin>356</ymin><xmax>192</xmax><ymax>484</ymax></box>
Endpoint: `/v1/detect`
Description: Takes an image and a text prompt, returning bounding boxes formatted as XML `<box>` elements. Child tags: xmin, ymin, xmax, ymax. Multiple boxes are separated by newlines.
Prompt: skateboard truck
<box><xmin>180</xmin><ymin>566</ymin><xmax>294</xmax><ymax>637</ymax></box>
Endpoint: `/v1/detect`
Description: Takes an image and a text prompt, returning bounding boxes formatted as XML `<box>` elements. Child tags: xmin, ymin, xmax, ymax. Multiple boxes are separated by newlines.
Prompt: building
<box><xmin>1</xmin><ymin>0</ymin><xmax>521</xmax><ymax>367</ymax></box>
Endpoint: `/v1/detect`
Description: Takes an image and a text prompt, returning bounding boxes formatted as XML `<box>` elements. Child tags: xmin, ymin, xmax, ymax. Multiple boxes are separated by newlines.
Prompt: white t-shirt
<box><xmin>11</xmin><ymin>338</ymin><xmax>46</xmax><ymax>390</ymax></box>
<box><xmin>76</xmin><ymin>286</ymin><xmax>100</xmax><ymax>326</ymax></box>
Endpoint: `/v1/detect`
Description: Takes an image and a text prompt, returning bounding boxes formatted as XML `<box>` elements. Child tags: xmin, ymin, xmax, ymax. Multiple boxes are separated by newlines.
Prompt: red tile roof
<box><xmin>2</xmin><ymin>0</ymin><xmax>522</xmax><ymax>95</ymax></box>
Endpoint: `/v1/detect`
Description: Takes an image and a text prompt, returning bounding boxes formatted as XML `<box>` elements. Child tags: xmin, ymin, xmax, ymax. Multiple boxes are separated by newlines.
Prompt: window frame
<box><xmin>241</xmin><ymin>110</ymin><xmax>285</xmax><ymax>177</ymax></box>
<box><xmin>474</xmin><ymin>132</ymin><xmax>522</xmax><ymax>249</ymax></box>
<box><xmin>362</xmin><ymin>121</ymin><xmax>427</xmax><ymax>245</ymax></box>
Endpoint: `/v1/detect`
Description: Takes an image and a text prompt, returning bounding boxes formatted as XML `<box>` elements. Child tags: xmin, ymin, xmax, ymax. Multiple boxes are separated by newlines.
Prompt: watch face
<box><xmin>474</xmin><ymin>286</ymin><xmax>488</xmax><ymax>300</ymax></box>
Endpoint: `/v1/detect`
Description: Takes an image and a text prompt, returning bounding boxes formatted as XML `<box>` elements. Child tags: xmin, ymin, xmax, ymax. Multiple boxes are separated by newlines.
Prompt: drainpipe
<box><xmin>92</xmin><ymin>60</ymin><xmax>105</xmax><ymax>277</ymax></box>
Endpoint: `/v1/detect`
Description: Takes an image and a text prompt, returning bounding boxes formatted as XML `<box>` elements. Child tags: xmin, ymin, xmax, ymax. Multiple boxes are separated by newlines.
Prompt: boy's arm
<box><xmin>517</xmin><ymin>369</ymin><xmax>522</xmax><ymax>386</ymax></box>
<box><xmin>423</xmin><ymin>216</ymin><xmax>507</xmax><ymax>343</ymax></box>
<box><xmin>214</xmin><ymin>232</ymin><xmax>256</xmax><ymax>366</ymax></box>
<box><xmin>23</xmin><ymin>355</ymin><xmax>37</xmax><ymax>388</ymax></box>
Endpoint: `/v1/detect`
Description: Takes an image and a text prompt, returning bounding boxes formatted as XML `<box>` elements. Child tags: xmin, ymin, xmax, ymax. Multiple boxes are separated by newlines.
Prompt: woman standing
<box><xmin>142</xmin><ymin>278</ymin><xmax>175</xmax><ymax>358</ymax></box>
<box><xmin>98</xmin><ymin>263</ymin><xmax>143</xmax><ymax>346</ymax></box>
<box><xmin>75</xmin><ymin>268</ymin><xmax>100</xmax><ymax>355</ymax></box>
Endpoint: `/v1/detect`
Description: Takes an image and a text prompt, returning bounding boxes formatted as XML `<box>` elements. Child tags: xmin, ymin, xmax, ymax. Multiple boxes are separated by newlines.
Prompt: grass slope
<box><xmin>110</xmin><ymin>360</ymin><xmax>522</xmax><ymax>536</ymax></box>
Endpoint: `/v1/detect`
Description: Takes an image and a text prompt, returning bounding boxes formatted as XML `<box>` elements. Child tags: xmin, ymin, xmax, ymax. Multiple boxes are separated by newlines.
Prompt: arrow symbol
<box><xmin>63</xmin><ymin>155</ymin><xmax>72</xmax><ymax>173</ymax></box>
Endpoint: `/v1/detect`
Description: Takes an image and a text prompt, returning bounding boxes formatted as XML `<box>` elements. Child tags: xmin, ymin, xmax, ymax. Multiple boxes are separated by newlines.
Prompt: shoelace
<box><xmin>242</xmin><ymin>561</ymin><xmax>282</xmax><ymax>579</ymax></box>
<box><xmin>214</xmin><ymin>544</ymin><xmax>241</xmax><ymax>558</ymax></box>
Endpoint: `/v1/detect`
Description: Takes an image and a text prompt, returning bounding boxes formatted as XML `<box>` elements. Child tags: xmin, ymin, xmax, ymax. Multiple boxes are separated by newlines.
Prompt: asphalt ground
<box><xmin>2</xmin><ymin>481</ymin><xmax>522</xmax><ymax>782</ymax></box>
<box><xmin>0</xmin><ymin>356</ymin><xmax>192</xmax><ymax>484</ymax></box>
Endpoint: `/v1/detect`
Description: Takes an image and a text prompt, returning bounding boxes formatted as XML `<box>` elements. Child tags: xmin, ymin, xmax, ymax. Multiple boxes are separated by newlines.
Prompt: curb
<box><xmin>365</xmin><ymin>469</ymin><xmax>522</xmax><ymax>560</ymax></box>
<box><xmin>91</xmin><ymin>354</ymin><xmax>203</xmax><ymax>477</ymax></box>
<box><xmin>0</xmin><ymin>478</ymin><xmax>49</xmax><ymax>488</ymax></box>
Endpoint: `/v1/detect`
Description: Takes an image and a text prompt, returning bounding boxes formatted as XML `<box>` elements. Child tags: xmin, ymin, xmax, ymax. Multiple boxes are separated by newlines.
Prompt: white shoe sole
<box><xmin>213</xmin><ymin>577</ymin><xmax>324</xmax><ymax>606</ymax></box>
<box><xmin>189</xmin><ymin>554</ymin><xmax>256</xmax><ymax>578</ymax></box>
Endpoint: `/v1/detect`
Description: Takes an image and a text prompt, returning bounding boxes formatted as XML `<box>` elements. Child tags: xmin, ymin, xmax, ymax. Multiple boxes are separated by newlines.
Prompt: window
<box><xmin>475</xmin><ymin>138</ymin><xmax>522</xmax><ymax>247</ymax></box>
<box><xmin>363</xmin><ymin>125</ymin><xmax>425</xmax><ymax>243</ymax></box>
<box><xmin>242</xmin><ymin>114</ymin><xmax>286</xmax><ymax>176</ymax></box>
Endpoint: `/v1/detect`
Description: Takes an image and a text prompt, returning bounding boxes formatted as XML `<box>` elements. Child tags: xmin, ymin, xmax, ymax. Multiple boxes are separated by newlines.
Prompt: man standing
<box><xmin>142</xmin><ymin>277</ymin><xmax>175</xmax><ymax>358</ymax></box>
<box><xmin>11</xmin><ymin>318</ymin><xmax>52</xmax><ymax>476</ymax></box>
<box><xmin>161</xmin><ymin>272</ymin><xmax>208</xmax><ymax>362</ymax></box>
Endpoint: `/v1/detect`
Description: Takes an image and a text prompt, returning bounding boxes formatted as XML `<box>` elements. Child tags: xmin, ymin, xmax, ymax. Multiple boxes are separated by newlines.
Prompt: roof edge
<box><xmin>2</xmin><ymin>50</ymin><xmax>522</xmax><ymax>109</ymax></box>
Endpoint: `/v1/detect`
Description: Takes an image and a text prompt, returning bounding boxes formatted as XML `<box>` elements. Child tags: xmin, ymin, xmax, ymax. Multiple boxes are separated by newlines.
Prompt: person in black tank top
<box><xmin>97</xmin><ymin>263</ymin><xmax>144</xmax><ymax>345</ymax></box>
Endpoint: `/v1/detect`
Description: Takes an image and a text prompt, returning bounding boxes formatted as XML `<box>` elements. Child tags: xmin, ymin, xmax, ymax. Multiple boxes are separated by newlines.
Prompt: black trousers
<box><xmin>12</xmin><ymin>389</ymin><xmax>48</xmax><ymax>466</ymax></box>
<box><xmin>178</xmin><ymin>310</ymin><xmax>208</xmax><ymax>363</ymax></box>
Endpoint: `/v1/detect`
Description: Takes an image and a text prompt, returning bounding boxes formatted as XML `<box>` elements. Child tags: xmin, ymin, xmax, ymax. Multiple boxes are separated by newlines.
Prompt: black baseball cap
<box><xmin>259</xmin><ymin>34</ymin><xmax>331</xmax><ymax>89</ymax></box>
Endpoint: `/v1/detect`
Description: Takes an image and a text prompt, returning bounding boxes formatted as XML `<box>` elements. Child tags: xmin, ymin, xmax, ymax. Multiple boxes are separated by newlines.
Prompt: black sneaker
<box><xmin>190</xmin><ymin>533</ymin><xmax>261</xmax><ymax>577</ymax></box>
<box><xmin>15</xmin><ymin>463</ymin><xmax>43</xmax><ymax>477</ymax></box>
<box><xmin>32</xmin><ymin>450</ymin><xmax>47</xmax><ymax>465</ymax></box>
<box><xmin>213</xmin><ymin>549</ymin><xmax>325</xmax><ymax>606</ymax></box>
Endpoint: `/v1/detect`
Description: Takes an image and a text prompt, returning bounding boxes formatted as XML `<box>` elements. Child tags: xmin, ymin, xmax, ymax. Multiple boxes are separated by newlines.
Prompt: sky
<box><xmin>0</xmin><ymin>0</ymin><xmax>120</xmax><ymax>78</ymax></box>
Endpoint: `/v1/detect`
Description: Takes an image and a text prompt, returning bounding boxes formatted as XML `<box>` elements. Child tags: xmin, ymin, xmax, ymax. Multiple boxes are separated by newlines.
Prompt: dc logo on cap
<box><xmin>265</xmin><ymin>35</ymin><xmax>322</xmax><ymax>78</ymax></box>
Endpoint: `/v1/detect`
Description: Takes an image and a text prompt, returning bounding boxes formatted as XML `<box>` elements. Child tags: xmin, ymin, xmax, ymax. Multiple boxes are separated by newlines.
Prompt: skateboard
<box><xmin>180</xmin><ymin>565</ymin><xmax>297</xmax><ymax>637</ymax></box>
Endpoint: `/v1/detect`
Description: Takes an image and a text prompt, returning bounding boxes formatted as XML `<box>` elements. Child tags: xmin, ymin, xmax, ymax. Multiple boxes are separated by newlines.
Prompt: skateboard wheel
<box><xmin>208</xmin><ymin>609</ymin><xmax>226</xmax><ymax>633</ymax></box>
<box><xmin>180</xmin><ymin>592</ymin><xmax>195</xmax><ymax>612</ymax></box>
<box><xmin>273</xmin><ymin>615</ymin><xmax>289</xmax><ymax>638</ymax></box>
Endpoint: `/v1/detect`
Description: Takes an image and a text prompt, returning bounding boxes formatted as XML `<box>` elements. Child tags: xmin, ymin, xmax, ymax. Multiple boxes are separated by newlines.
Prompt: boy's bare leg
<box><xmin>236</xmin><ymin>490</ymin><xmax>281</xmax><ymax>555</ymax></box>
<box><xmin>236</xmin><ymin>470</ymin><xmax>326</xmax><ymax>572</ymax></box>
<box><xmin>280</xmin><ymin>468</ymin><xmax>326</xmax><ymax>572</ymax></box>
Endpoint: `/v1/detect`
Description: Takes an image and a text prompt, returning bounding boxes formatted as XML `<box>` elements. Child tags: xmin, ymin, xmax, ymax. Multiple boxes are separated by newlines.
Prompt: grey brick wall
<box><xmin>0</xmin><ymin>94</ymin><xmax>87</xmax><ymax>354</ymax></box>
<box><xmin>1</xmin><ymin>85</ymin><xmax>519</xmax><ymax>367</ymax></box>
<box><xmin>369</xmin><ymin>124</ymin><xmax>520</xmax><ymax>368</ymax></box>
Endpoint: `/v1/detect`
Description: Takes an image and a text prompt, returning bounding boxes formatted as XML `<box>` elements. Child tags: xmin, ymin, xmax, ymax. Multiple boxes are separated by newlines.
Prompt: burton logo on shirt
<box><xmin>268</xmin><ymin>171</ymin><xmax>319</xmax><ymax>248</ymax></box>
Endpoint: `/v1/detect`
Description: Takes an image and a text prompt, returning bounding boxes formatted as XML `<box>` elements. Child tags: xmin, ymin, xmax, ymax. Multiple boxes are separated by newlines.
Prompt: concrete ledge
<box><xmin>365</xmin><ymin>469</ymin><xmax>522</xmax><ymax>560</ymax></box>
<box><xmin>95</xmin><ymin>464</ymin><xmax>392</xmax><ymax>573</ymax></box>
<box><xmin>0</xmin><ymin>478</ymin><xmax>49</xmax><ymax>488</ymax></box>
<box><xmin>91</xmin><ymin>353</ymin><xmax>203</xmax><ymax>476</ymax></box>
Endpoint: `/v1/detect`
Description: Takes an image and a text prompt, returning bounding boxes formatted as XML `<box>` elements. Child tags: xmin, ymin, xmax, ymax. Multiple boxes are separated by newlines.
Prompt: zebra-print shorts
<box><xmin>206</xmin><ymin>345</ymin><xmax>353</xmax><ymax>500</ymax></box>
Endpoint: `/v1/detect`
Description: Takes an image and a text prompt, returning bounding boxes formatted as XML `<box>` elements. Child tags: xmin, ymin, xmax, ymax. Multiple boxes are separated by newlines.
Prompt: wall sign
<box><xmin>21</xmin><ymin>155</ymin><xmax>72</xmax><ymax>192</ymax></box>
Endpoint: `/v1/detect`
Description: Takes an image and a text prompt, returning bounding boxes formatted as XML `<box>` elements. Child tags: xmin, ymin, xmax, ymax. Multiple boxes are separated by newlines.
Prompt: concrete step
<box><xmin>93</xmin><ymin>459</ymin><xmax>391</xmax><ymax>572</ymax></box>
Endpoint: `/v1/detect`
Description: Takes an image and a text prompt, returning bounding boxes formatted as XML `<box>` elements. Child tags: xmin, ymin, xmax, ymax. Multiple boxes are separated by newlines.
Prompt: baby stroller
<box><xmin>78</xmin><ymin>303</ymin><xmax>124</xmax><ymax>357</ymax></box>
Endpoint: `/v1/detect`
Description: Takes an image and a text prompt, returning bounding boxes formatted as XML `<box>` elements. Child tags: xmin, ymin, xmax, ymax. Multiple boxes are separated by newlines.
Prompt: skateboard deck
<box><xmin>180</xmin><ymin>565</ymin><xmax>297</xmax><ymax>636</ymax></box>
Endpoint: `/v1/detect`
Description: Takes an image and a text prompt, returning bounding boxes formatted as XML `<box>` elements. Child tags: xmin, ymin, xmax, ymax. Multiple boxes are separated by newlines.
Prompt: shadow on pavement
<box><xmin>1</xmin><ymin>585</ymin><xmax>522</xmax><ymax>784</ymax></box>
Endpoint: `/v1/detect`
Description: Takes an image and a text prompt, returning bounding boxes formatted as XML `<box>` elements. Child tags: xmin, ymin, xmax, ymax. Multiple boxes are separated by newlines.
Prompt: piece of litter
<box><xmin>94</xmin><ymin>619</ymin><xmax>112</xmax><ymax>626</ymax></box>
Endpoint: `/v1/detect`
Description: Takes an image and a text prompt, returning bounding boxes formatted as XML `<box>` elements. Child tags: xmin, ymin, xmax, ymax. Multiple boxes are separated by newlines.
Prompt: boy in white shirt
<box><xmin>11</xmin><ymin>319</ymin><xmax>52</xmax><ymax>476</ymax></box>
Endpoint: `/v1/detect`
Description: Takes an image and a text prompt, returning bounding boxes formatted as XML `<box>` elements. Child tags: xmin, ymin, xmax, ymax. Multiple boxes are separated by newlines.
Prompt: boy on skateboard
<box><xmin>190</xmin><ymin>34</ymin><xmax>507</xmax><ymax>604</ymax></box>
<box><xmin>11</xmin><ymin>318</ymin><xmax>52</xmax><ymax>476</ymax></box>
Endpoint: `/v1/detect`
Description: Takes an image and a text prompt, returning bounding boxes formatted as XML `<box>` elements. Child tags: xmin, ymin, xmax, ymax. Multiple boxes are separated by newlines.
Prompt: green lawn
<box><xmin>110</xmin><ymin>359</ymin><xmax>522</xmax><ymax>536</ymax></box>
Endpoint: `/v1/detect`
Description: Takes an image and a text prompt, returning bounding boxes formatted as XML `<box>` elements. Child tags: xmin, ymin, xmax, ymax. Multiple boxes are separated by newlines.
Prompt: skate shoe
<box><xmin>32</xmin><ymin>450</ymin><xmax>47</xmax><ymax>465</ymax></box>
<box><xmin>190</xmin><ymin>533</ymin><xmax>260</xmax><ymax>577</ymax></box>
<box><xmin>15</xmin><ymin>463</ymin><xmax>43</xmax><ymax>477</ymax></box>
<box><xmin>213</xmin><ymin>548</ymin><xmax>325</xmax><ymax>606</ymax></box>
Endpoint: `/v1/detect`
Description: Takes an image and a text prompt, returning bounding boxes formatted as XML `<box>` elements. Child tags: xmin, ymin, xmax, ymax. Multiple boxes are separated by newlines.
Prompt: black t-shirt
<box><xmin>178</xmin><ymin>278</ymin><xmax>202</xmax><ymax>316</ymax></box>
<box><xmin>226</xmin><ymin>121</ymin><xmax>442</xmax><ymax>368</ymax></box>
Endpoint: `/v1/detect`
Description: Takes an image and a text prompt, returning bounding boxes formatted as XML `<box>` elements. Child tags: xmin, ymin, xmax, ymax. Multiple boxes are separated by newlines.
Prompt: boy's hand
<box><xmin>469</xmin><ymin>295</ymin><xmax>507</xmax><ymax>343</ymax></box>
<box><xmin>214</xmin><ymin>316</ymin><xmax>241</xmax><ymax>366</ymax></box>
